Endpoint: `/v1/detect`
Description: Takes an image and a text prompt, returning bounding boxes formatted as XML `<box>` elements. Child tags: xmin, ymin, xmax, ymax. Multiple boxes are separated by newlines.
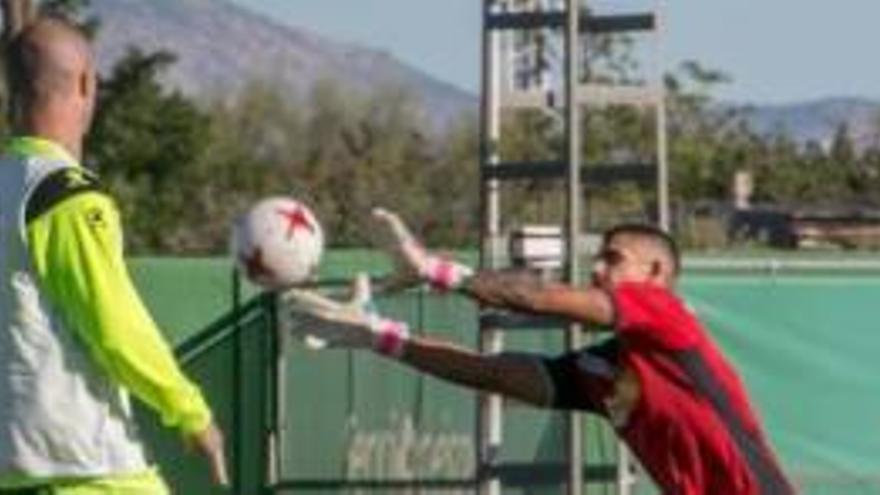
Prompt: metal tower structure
<box><xmin>478</xmin><ymin>1</ymin><xmax>668</xmax><ymax>494</ymax></box>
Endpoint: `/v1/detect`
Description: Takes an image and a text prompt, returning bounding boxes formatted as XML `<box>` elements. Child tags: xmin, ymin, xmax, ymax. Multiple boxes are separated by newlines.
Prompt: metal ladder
<box><xmin>477</xmin><ymin>1</ymin><xmax>668</xmax><ymax>494</ymax></box>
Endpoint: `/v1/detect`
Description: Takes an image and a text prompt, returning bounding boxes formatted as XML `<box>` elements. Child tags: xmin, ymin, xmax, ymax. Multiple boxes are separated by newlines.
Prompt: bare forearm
<box><xmin>460</xmin><ymin>269</ymin><xmax>614</xmax><ymax>326</ymax></box>
<box><xmin>460</xmin><ymin>269</ymin><xmax>547</xmax><ymax>312</ymax></box>
<box><xmin>398</xmin><ymin>335</ymin><xmax>549</xmax><ymax>407</ymax></box>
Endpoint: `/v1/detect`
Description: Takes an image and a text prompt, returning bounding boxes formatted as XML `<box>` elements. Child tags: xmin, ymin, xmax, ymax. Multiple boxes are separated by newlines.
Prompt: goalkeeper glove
<box><xmin>280</xmin><ymin>273</ymin><xmax>410</xmax><ymax>358</ymax></box>
<box><xmin>372</xmin><ymin>207</ymin><xmax>473</xmax><ymax>291</ymax></box>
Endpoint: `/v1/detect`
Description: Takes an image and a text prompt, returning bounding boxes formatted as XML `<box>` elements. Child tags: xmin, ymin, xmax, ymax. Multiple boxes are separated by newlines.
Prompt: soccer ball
<box><xmin>232</xmin><ymin>196</ymin><xmax>324</xmax><ymax>289</ymax></box>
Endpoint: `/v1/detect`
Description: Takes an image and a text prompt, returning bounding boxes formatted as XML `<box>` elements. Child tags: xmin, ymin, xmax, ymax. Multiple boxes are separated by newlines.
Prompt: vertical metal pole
<box><xmin>480</xmin><ymin>4</ymin><xmax>502</xmax><ymax>270</ymax></box>
<box><xmin>231</xmin><ymin>269</ymin><xmax>243</xmax><ymax>494</ymax></box>
<box><xmin>564</xmin><ymin>1</ymin><xmax>583</xmax><ymax>495</ymax></box>
<box><xmin>1</xmin><ymin>0</ymin><xmax>35</xmax><ymax>38</ymax></box>
<box><xmin>655</xmin><ymin>0</ymin><xmax>670</xmax><ymax>232</ymax></box>
<box><xmin>22</xmin><ymin>0</ymin><xmax>33</xmax><ymax>24</ymax></box>
<box><xmin>479</xmin><ymin>1</ymin><xmax>503</xmax><ymax>495</ymax></box>
<box><xmin>617</xmin><ymin>443</ymin><xmax>635</xmax><ymax>495</ymax></box>
<box><xmin>2</xmin><ymin>0</ymin><xmax>24</xmax><ymax>40</ymax></box>
<box><xmin>270</xmin><ymin>293</ymin><xmax>288</xmax><ymax>492</ymax></box>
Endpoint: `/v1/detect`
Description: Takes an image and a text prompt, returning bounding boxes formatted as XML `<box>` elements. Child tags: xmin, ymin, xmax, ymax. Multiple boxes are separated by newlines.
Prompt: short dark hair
<box><xmin>602</xmin><ymin>223</ymin><xmax>681</xmax><ymax>276</ymax></box>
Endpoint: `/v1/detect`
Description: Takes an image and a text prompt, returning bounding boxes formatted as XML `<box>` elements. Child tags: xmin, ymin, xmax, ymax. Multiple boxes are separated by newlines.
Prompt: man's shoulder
<box><xmin>613</xmin><ymin>282</ymin><xmax>691</xmax><ymax>324</ymax></box>
<box><xmin>613</xmin><ymin>282</ymin><xmax>702</xmax><ymax>349</ymax></box>
<box><xmin>26</xmin><ymin>166</ymin><xmax>106</xmax><ymax>224</ymax></box>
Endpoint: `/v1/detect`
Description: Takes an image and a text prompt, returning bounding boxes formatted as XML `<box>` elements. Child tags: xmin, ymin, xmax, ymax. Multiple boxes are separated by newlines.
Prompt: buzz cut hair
<box><xmin>5</xmin><ymin>14</ymin><xmax>86</xmax><ymax>110</ymax></box>
<box><xmin>602</xmin><ymin>223</ymin><xmax>681</xmax><ymax>276</ymax></box>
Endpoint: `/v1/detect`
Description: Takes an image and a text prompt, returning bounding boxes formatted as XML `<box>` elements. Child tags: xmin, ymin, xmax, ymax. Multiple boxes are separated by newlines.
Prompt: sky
<box><xmin>229</xmin><ymin>1</ymin><xmax>880</xmax><ymax>105</ymax></box>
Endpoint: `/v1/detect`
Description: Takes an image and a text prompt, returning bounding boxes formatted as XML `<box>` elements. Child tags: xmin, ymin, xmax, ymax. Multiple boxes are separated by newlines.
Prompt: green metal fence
<box><xmin>129</xmin><ymin>253</ymin><xmax>880</xmax><ymax>495</ymax></box>
<box><xmin>134</xmin><ymin>288</ymin><xmax>277</xmax><ymax>495</ymax></box>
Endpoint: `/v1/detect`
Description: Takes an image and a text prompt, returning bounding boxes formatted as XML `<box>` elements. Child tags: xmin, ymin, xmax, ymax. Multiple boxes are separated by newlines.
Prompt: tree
<box><xmin>424</xmin><ymin>113</ymin><xmax>480</xmax><ymax>246</ymax></box>
<box><xmin>86</xmin><ymin>47</ymin><xmax>212</xmax><ymax>253</ymax></box>
<box><xmin>171</xmin><ymin>79</ymin><xmax>309</xmax><ymax>253</ymax></box>
<box><xmin>299</xmin><ymin>80</ymin><xmax>439</xmax><ymax>247</ymax></box>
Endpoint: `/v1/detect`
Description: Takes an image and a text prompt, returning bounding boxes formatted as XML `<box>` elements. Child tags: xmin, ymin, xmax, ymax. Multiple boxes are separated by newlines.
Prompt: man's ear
<box><xmin>650</xmin><ymin>260</ymin><xmax>663</xmax><ymax>278</ymax></box>
<box><xmin>78</xmin><ymin>70</ymin><xmax>90</xmax><ymax>98</ymax></box>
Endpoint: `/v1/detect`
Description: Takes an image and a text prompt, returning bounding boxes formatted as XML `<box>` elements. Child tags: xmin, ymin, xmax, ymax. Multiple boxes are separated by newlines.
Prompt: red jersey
<box><xmin>542</xmin><ymin>282</ymin><xmax>794</xmax><ymax>495</ymax></box>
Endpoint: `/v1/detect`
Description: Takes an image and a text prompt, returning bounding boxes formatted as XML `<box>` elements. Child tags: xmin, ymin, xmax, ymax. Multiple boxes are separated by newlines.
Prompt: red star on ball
<box><xmin>276</xmin><ymin>207</ymin><xmax>315</xmax><ymax>239</ymax></box>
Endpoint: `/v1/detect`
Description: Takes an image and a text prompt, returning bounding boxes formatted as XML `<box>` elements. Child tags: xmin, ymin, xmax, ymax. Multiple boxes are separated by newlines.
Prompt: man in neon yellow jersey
<box><xmin>0</xmin><ymin>16</ymin><xmax>227</xmax><ymax>495</ymax></box>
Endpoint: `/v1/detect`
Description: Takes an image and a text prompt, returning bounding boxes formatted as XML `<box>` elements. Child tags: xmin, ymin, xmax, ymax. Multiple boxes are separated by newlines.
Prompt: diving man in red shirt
<box><xmin>286</xmin><ymin>210</ymin><xmax>795</xmax><ymax>495</ymax></box>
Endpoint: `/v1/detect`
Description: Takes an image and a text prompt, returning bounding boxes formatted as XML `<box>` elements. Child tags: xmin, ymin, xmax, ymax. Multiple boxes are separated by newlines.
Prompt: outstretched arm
<box><xmin>372</xmin><ymin>208</ymin><xmax>615</xmax><ymax>326</ymax></box>
<box><xmin>461</xmin><ymin>270</ymin><xmax>616</xmax><ymax>327</ymax></box>
<box><xmin>399</xmin><ymin>336</ymin><xmax>552</xmax><ymax>407</ymax></box>
<box><xmin>283</xmin><ymin>277</ymin><xmax>553</xmax><ymax>406</ymax></box>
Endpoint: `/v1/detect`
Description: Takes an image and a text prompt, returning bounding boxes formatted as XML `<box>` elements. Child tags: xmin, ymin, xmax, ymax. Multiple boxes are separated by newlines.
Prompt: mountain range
<box><xmin>734</xmin><ymin>97</ymin><xmax>880</xmax><ymax>148</ymax></box>
<box><xmin>87</xmin><ymin>0</ymin><xmax>476</xmax><ymax>127</ymax></box>
<box><xmin>87</xmin><ymin>0</ymin><xmax>879</xmax><ymax>144</ymax></box>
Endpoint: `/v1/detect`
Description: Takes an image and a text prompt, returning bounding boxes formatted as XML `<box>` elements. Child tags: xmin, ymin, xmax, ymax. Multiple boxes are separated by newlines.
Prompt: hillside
<box><xmin>88</xmin><ymin>0</ymin><xmax>476</xmax><ymax>127</ymax></box>
<box><xmin>86</xmin><ymin>0</ymin><xmax>879</xmax><ymax>145</ymax></box>
<box><xmin>734</xmin><ymin>97</ymin><xmax>880</xmax><ymax>148</ymax></box>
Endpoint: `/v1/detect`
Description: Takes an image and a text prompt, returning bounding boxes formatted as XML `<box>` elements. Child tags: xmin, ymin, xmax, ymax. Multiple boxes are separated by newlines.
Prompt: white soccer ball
<box><xmin>232</xmin><ymin>196</ymin><xmax>324</xmax><ymax>289</ymax></box>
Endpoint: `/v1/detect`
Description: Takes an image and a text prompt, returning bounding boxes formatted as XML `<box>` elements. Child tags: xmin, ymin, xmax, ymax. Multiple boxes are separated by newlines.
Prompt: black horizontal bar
<box><xmin>481</xmin><ymin>162</ymin><xmax>656</xmax><ymax>185</ymax></box>
<box><xmin>273</xmin><ymin>463</ymin><xmax>620</xmax><ymax>491</ymax></box>
<box><xmin>483</xmin><ymin>160</ymin><xmax>566</xmax><ymax>179</ymax></box>
<box><xmin>488</xmin><ymin>11</ymin><xmax>655</xmax><ymax>34</ymax></box>
<box><xmin>272</xmin><ymin>478</ymin><xmax>476</xmax><ymax>490</ymax></box>
<box><xmin>584</xmin><ymin>163</ymin><xmax>656</xmax><ymax>184</ymax></box>
<box><xmin>487</xmin><ymin>462</ymin><xmax>620</xmax><ymax>486</ymax></box>
<box><xmin>588</xmin><ymin>13</ymin><xmax>655</xmax><ymax>33</ymax></box>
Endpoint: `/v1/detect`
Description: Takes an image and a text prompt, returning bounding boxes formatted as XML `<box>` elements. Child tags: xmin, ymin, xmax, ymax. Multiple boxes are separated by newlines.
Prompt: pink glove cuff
<box><xmin>421</xmin><ymin>256</ymin><xmax>474</xmax><ymax>291</ymax></box>
<box><xmin>373</xmin><ymin>318</ymin><xmax>410</xmax><ymax>358</ymax></box>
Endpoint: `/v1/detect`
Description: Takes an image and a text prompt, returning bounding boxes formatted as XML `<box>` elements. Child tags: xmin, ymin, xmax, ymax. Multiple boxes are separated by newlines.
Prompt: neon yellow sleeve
<box><xmin>26</xmin><ymin>191</ymin><xmax>212</xmax><ymax>435</ymax></box>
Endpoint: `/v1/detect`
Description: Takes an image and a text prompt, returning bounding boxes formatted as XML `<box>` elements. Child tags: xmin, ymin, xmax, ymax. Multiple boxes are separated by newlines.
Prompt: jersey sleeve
<box><xmin>25</xmin><ymin>171</ymin><xmax>212</xmax><ymax>435</ymax></box>
<box><xmin>612</xmin><ymin>282</ymin><xmax>699</xmax><ymax>350</ymax></box>
<box><xmin>540</xmin><ymin>339</ymin><xmax>620</xmax><ymax>414</ymax></box>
